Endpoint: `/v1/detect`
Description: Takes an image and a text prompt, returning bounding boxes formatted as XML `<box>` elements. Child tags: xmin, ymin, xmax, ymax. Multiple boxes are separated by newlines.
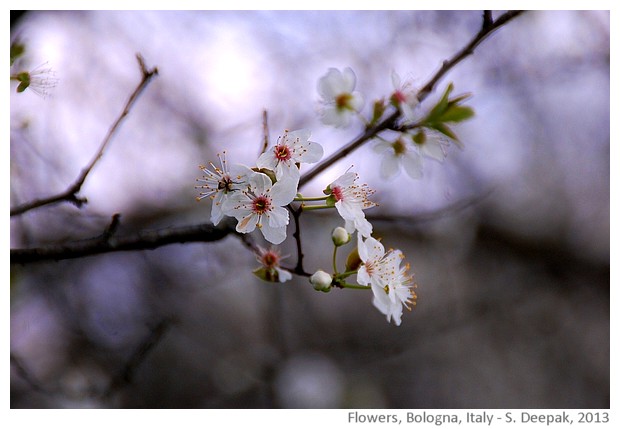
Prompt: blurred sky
<box><xmin>8</xmin><ymin>8</ymin><xmax>612</xmax><ymax>412</ymax></box>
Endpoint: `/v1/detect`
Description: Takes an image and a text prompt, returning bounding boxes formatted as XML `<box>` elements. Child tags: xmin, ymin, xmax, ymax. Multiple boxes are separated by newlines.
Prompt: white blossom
<box><xmin>327</xmin><ymin>171</ymin><xmax>376</xmax><ymax>238</ymax></box>
<box><xmin>257</xmin><ymin>129</ymin><xmax>323</xmax><ymax>181</ymax></box>
<box><xmin>254</xmin><ymin>246</ymin><xmax>292</xmax><ymax>283</ymax></box>
<box><xmin>317</xmin><ymin>67</ymin><xmax>364</xmax><ymax>128</ymax></box>
<box><xmin>195</xmin><ymin>153</ymin><xmax>254</xmax><ymax>225</ymax></box>
<box><xmin>223</xmin><ymin>171</ymin><xmax>297</xmax><ymax>244</ymax></box>
<box><xmin>357</xmin><ymin>235</ymin><xmax>416</xmax><ymax>326</ymax></box>
<box><xmin>390</xmin><ymin>71</ymin><xmax>419</xmax><ymax>123</ymax></box>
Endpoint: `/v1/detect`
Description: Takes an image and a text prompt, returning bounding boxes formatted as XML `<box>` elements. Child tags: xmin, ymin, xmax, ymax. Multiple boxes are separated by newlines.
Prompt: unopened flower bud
<box><xmin>345</xmin><ymin>248</ymin><xmax>362</xmax><ymax>272</ymax></box>
<box><xmin>310</xmin><ymin>270</ymin><xmax>332</xmax><ymax>292</ymax></box>
<box><xmin>331</xmin><ymin>227</ymin><xmax>351</xmax><ymax>246</ymax></box>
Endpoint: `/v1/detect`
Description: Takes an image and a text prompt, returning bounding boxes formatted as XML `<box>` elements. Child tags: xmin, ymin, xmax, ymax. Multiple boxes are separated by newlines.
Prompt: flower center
<box><xmin>331</xmin><ymin>186</ymin><xmax>344</xmax><ymax>202</ymax></box>
<box><xmin>217</xmin><ymin>175</ymin><xmax>234</xmax><ymax>193</ymax></box>
<box><xmin>252</xmin><ymin>195</ymin><xmax>272</xmax><ymax>214</ymax></box>
<box><xmin>391</xmin><ymin>139</ymin><xmax>407</xmax><ymax>156</ymax></box>
<box><xmin>274</xmin><ymin>144</ymin><xmax>292</xmax><ymax>161</ymax></box>
<box><xmin>391</xmin><ymin>90</ymin><xmax>406</xmax><ymax>105</ymax></box>
<box><xmin>335</xmin><ymin>93</ymin><xmax>353</xmax><ymax>111</ymax></box>
<box><xmin>262</xmin><ymin>252</ymin><xmax>278</xmax><ymax>268</ymax></box>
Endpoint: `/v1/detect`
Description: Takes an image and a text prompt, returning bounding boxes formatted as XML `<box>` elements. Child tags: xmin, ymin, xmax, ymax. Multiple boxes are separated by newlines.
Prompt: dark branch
<box><xmin>299</xmin><ymin>10</ymin><xmax>524</xmax><ymax>188</ymax></box>
<box><xmin>11</xmin><ymin>220</ymin><xmax>235</xmax><ymax>264</ymax></box>
<box><xmin>287</xmin><ymin>204</ymin><xmax>312</xmax><ymax>277</ymax></box>
<box><xmin>10</xmin><ymin>54</ymin><xmax>159</xmax><ymax>216</ymax></box>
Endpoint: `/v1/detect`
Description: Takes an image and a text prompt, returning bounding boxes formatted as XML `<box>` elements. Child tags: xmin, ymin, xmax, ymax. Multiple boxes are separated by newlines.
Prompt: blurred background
<box><xmin>10</xmin><ymin>10</ymin><xmax>609</xmax><ymax>408</ymax></box>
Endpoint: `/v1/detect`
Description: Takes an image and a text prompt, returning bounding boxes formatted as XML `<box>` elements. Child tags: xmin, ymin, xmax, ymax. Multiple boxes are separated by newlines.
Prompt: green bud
<box><xmin>258</xmin><ymin>168</ymin><xmax>277</xmax><ymax>184</ymax></box>
<box><xmin>345</xmin><ymin>248</ymin><xmax>362</xmax><ymax>272</ymax></box>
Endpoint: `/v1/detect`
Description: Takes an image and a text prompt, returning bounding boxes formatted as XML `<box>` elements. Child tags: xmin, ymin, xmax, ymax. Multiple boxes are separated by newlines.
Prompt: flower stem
<box><xmin>294</xmin><ymin>195</ymin><xmax>328</xmax><ymax>202</ymax></box>
<box><xmin>341</xmin><ymin>283</ymin><xmax>371</xmax><ymax>290</ymax></box>
<box><xmin>301</xmin><ymin>204</ymin><xmax>332</xmax><ymax>211</ymax></box>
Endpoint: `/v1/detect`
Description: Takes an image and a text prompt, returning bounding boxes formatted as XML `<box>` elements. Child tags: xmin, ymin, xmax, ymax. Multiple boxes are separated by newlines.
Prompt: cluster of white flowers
<box><xmin>318</xmin><ymin>68</ymin><xmax>453</xmax><ymax>181</ymax></box>
<box><xmin>196</xmin><ymin>130</ymin><xmax>323</xmax><ymax>244</ymax></box>
<box><xmin>193</xmin><ymin>65</ymin><xmax>472</xmax><ymax>327</ymax></box>
<box><xmin>357</xmin><ymin>235</ymin><xmax>417</xmax><ymax>326</ymax></box>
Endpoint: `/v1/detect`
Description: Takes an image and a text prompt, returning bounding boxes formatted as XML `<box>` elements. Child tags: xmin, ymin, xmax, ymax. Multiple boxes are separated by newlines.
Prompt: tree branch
<box><xmin>10</xmin><ymin>54</ymin><xmax>159</xmax><ymax>216</ymax></box>
<box><xmin>11</xmin><ymin>219</ymin><xmax>235</xmax><ymax>264</ymax></box>
<box><xmin>299</xmin><ymin>10</ymin><xmax>524</xmax><ymax>188</ymax></box>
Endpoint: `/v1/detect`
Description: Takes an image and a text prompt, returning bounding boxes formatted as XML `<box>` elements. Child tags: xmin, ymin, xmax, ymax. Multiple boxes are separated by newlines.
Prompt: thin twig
<box><xmin>299</xmin><ymin>10</ymin><xmax>524</xmax><ymax>188</ymax></box>
<box><xmin>287</xmin><ymin>204</ymin><xmax>311</xmax><ymax>277</ymax></box>
<box><xmin>103</xmin><ymin>318</ymin><xmax>172</xmax><ymax>398</ymax></box>
<box><xmin>260</xmin><ymin>109</ymin><xmax>270</xmax><ymax>155</ymax></box>
<box><xmin>10</xmin><ymin>54</ymin><xmax>159</xmax><ymax>216</ymax></box>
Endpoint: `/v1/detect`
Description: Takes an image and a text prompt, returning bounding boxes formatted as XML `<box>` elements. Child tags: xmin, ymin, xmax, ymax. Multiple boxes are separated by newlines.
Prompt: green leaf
<box><xmin>370</xmin><ymin>99</ymin><xmax>386</xmax><ymax>126</ymax></box>
<box><xmin>424</xmin><ymin>82</ymin><xmax>453</xmax><ymax>123</ymax></box>
<box><xmin>440</xmin><ymin>105</ymin><xmax>475</xmax><ymax>123</ymax></box>
<box><xmin>10</xmin><ymin>42</ymin><xmax>25</xmax><ymax>66</ymax></box>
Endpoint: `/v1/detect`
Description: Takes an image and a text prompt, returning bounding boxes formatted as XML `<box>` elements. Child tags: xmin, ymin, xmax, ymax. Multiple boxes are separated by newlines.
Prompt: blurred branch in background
<box><xmin>10</xmin><ymin>54</ymin><xmax>158</xmax><ymax>216</ymax></box>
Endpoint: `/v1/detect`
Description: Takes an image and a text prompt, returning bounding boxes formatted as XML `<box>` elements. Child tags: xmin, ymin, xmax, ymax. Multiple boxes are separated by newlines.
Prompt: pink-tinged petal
<box><xmin>270</xmin><ymin>176</ymin><xmax>298</xmax><ymax>206</ymax></box>
<box><xmin>344</xmin><ymin>219</ymin><xmax>356</xmax><ymax>234</ymax></box>
<box><xmin>260</xmin><ymin>224</ymin><xmax>287</xmax><ymax>244</ymax></box>
<box><xmin>380</xmin><ymin>154</ymin><xmax>401</xmax><ymax>179</ymax></box>
<box><xmin>236</xmin><ymin>213</ymin><xmax>259</xmax><ymax>234</ymax></box>
<box><xmin>266</xmin><ymin>206</ymin><xmax>289</xmax><ymax>228</ymax></box>
<box><xmin>402</xmin><ymin>152</ymin><xmax>423</xmax><ymax>180</ymax></box>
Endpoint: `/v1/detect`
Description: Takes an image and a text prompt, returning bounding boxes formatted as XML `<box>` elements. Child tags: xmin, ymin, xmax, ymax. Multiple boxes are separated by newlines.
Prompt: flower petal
<box><xmin>421</xmin><ymin>139</ymin><xmax>446</xmax><ymax>162</ymax></box>
<box><xmin>402</xmin><ymin>152</ymin><xmax>423</xmax><ymax>180</ymax></box>
<box><xmin>266</xmin><ymin>206</ymin><xmax>289</xmax><ymax>228</ymax></box>
<box><xmin>236</xmin><ymin>213</ymin><xmax>258</xmax><ymax>233</ymax></box>
<box><xmin>260</xmin><ymin>224</ymin><xmax>287</xmax><ymax>244</ymax></box>
<box><xmin>380</xmin><ymin>153</ymin><xmax>401</xmax><ymax>179</ymax></box>
<box><xmin>271</xmin><ymin>176</ymin><xmax>298</xmax><ymax>206</ymax></box>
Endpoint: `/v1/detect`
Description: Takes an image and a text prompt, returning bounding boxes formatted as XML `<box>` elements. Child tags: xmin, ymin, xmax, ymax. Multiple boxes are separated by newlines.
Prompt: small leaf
<box><xmin>10</xmin><ymin>42</ymin><xmax>25</xmax><ymax>66</ymax></box>
<box><xmin>370</xmin><ymin>99</ymin><xmax>386</xmax><ymax>126</ymax></box>
<box><xmin>424</xmin><ymin>82</ymin><xmax>454</xmax><ymax>123</ymax></box>
<box><xmin>440</xmin><ymin>105</ymin><xmax>475</xmax><ymax>123</ymax></box>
